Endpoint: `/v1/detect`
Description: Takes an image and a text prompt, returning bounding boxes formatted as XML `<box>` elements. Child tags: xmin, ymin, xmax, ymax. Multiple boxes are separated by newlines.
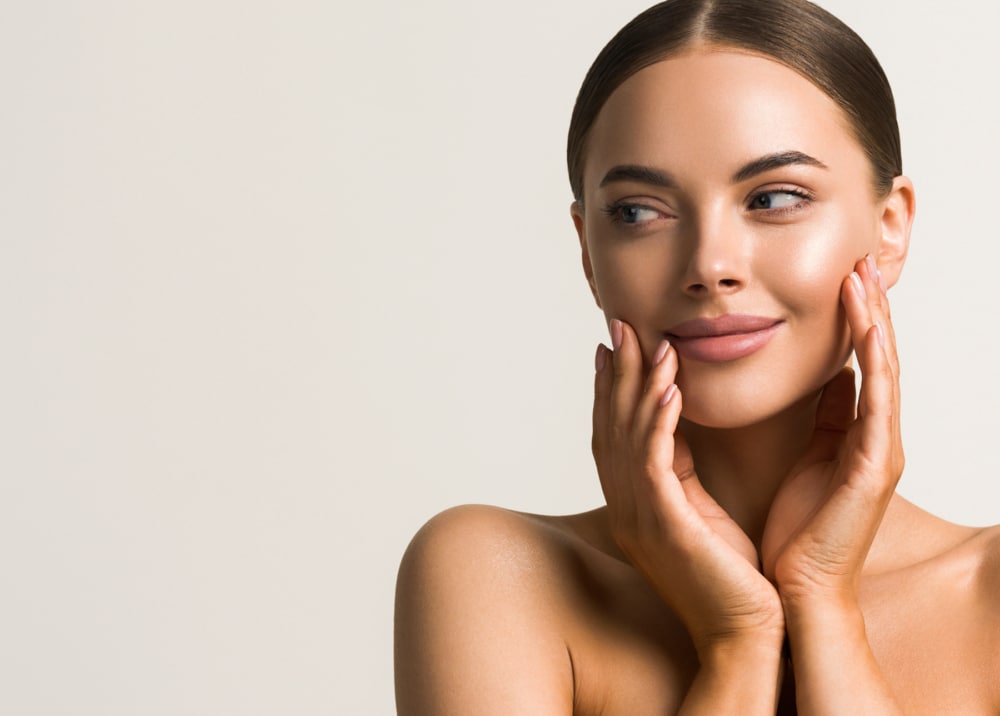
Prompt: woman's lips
<box><xmin>666</xmin><ymin>315</ymin><xmax>783</xmax><ymax>363</ymax></box>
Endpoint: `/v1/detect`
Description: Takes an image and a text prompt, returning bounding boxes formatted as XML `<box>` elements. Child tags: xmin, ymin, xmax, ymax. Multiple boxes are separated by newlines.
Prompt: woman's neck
<box><xmin>679</xmin><ymin>390</ymin><xmax>821</xmax><ymax>547</ymax></box>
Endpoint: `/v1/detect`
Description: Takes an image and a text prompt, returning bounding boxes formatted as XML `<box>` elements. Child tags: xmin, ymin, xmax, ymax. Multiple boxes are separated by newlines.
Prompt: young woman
<box><xmin>395</xmin><ymin>1</ymin><xmax>1000</xmax><ymax>712</ymax></box>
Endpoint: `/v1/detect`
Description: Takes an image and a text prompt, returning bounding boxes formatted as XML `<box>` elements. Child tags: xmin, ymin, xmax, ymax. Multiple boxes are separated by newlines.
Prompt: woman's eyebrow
<box><xmin>599</xmin><ymin>164</ymin><xmax>676</xmax><ymax>189</ymax></box>
<box><xmin>598</xmin><ymin>152</ymin><xmax>828</xmax><ymax>190</ymax></box>
<box><xmin>732</xmin><ymin>151</ymin><xmax>828</xmax><ymax>183</ymax></box>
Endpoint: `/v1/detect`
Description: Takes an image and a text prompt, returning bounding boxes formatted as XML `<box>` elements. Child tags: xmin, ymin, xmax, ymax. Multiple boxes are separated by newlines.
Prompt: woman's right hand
<box><xmin>593</xmin><ymin>319</ymin><xmax>784</xmax><ymax>654</ymax></box>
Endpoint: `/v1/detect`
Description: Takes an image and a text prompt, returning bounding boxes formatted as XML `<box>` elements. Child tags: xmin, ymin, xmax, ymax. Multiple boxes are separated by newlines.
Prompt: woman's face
<box><xmin>574</xmin><ymin>48</ymin><xmax>905</xmax><ymax>428</ymax></box>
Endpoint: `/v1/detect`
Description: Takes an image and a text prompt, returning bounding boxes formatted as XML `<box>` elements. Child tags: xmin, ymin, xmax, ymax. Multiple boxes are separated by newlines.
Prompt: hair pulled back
<box><xmin>567</xmin><ymin>0</ymin><xmax>901</xmax><ymax>201</ymax></box>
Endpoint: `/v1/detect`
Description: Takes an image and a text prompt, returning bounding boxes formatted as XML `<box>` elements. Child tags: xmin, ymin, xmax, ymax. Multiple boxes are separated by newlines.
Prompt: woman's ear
<box><xmin>876</xmin><ymin>176</ymin><xmax>916</xmax><ymax>288</ymax></box>
<box><xmin>571</xmin><ymin>201</ymin><xmax>602</xmax><ymax>308</ymax></box>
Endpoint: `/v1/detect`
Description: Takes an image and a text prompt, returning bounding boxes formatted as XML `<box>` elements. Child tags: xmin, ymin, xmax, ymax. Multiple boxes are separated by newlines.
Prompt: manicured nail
<box><xmin>659</xmin><ymin>383</ymin><xmax>677</xmax><ymax>407</ymax></box>
<box><xmin>850</xmin><ymin>271</ymin><xmax>866</xmax><ymax>298</ymax></box>
<box><xmin>877</xmin><ymin>268</ymin><xmax>887</xmax><ymax>295</ymax></box>
<box><xmin>653</xmin><ymin>340</ymin><xmax>670</xmax><ymax>366</ymax></box>
<box><xmin>875</xmin><ymin>322</ymin><xmax>886</xmax><ymax>347</ymax></box>
<box><xmin>610</xmin><ymin>319</ymin><xmax>623</xmax><ymax>350</ymax></box>
<box><xmin>595</xmin><ymin>344</ymin><xmax>608</xmax><ymax>372</ymax></box>
<box><xmin>865</xmin><ymin>253</ymin><xmax>878</xmax><ymax>279</ymax></box>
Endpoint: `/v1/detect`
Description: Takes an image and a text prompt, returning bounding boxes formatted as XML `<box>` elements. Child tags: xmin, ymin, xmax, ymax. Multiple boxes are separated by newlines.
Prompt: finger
<box><xmin>840</xmin><ymin>264</ymin><xmax>898</xmax><ymax>469</ymax></box>
<box><xmin>592</xmin><ymin>343</ymin><xmax>615</xmax><ymax>504</ymax></box>
<box><xmin>854</xmin><ymin>324</ymin><xmax>901</xmax><ymax>493</ymax></box>
<box><xmin>801</xmin><ymin>366</ymin><xmax>856</xmax><ymax>463</ymax></box>
<box><xmin>641</xmin><ymin>378</ymin><xmax>686</xmax><ymax>516</ymax></box>
<box><xmin>857</xmin><ymin>324</ymin><xmax>893</xmax><ymax>430</ymax></box>
<box><xmin>868</xmin><ymin>252</ymin><xmax>892</xmax><ymax>320</ymax></box>
<box><xmin>872</xmin><ymin>271</ymin><xmax>902</xmax><ymax>425</ymax></box>
<box><xmin>842</xmin><ymin>265</ymin><xmax>873</xmax><ymax>362</ymax></box>
<box><xmin>847</xmin><ymin>257</ymin><xmax>901</xmax><ymax>438</ymax></box>
<box><xmin>608</xmin><ymin>319</ymin><xmax>644</xmax><ymax>448</ymax></box>
<box><xmin>642</xmin><ymin>391</ymin><xmax>734</xmax><ymax>544</ymax></box>
<box><xmin>862</xmin><ymin>255</ymin><xmax>899</xmax><ymax>380</ymax></box>
<box><xmin>816</xmin><ymin>366</ymin><xmax>857</xmax><ymax>432</ymax></box>
<box><xmin>633</xmin><ymin>340</ymin><xmax>679</xmax><ymax>441</ymax></box>
<box><xmin>841</xmin><ymin>262</ymin><xmax>884</xmax><ymax>393</ymax></box>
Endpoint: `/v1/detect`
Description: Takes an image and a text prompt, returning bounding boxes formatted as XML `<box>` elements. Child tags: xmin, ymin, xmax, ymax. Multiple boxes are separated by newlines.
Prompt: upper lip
<box><xmin>666</xmin><ymin>314</ymin><xmax>783</xmax><ymax>338</ymax></box>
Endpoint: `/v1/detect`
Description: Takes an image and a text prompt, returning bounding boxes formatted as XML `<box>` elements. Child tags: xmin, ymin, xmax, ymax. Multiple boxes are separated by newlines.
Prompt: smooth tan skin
<box><xmin>395</xmin><ymin>48</ymin><xmax>1000</xmax><ymax>714</ymax></box>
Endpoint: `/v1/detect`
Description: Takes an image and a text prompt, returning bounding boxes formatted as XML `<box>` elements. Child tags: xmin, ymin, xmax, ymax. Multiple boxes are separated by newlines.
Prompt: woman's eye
<box><xmin>603</xmin><ymin>203</ymin><xmax>662</xmax><ymax>225</ymax></box>
<box><xmin>749</xmin><ymin>190</ymin><xmax>809</xmax><ymax>211</ymax></box>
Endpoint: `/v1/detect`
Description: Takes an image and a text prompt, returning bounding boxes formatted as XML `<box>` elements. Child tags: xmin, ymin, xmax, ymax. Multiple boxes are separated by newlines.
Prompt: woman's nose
<box><xmin>680</xmin><ymin>213</ymin><xmax>749</xmax><ymax>297</ymax></box>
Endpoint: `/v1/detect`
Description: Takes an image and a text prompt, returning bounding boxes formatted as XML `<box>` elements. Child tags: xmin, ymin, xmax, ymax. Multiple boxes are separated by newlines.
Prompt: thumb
<box><xmin>802</xmin><ymin>367</ymin><xmax>856</xmax><ymax>463</ymax></box>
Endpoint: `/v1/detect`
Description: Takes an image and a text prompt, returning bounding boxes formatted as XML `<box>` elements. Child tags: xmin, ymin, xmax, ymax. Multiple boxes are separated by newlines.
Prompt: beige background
<box><xmin>3</xmin><ymin>1</ymin><xmax>998</xmax><ymax>713</ymax></box>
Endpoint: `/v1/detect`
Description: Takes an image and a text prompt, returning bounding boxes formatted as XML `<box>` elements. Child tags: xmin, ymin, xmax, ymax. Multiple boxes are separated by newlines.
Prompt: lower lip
<box><xmin>668</xmin><ymin>323</ymin><xmax>782</xmax><ymax>363</ymax></box>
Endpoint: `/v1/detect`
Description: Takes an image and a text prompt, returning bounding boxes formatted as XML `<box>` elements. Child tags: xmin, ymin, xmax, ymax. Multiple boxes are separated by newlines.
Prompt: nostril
<box><xmin>719</xmin><ymin>278</ymin><xmax>740</xmax><ymax>288</ymax></box>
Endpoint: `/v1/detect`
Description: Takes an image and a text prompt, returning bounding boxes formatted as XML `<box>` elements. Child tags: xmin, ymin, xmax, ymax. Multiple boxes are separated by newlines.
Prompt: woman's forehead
<box><xmin>583</xmin><ymin>49</ymin><xmax>866</xmax><ymax>190</ymax></box>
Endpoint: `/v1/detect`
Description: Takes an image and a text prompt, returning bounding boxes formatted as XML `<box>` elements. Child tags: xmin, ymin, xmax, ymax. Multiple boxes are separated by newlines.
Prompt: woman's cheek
<box><xmin>592</xmin><ymin>241</ymin><xmax>679</xmax><ymax>358</ymax></box>
<box><xmin>764</xmin><ymin>215</ymin><xmax>867</xmax><ymax>310</ymax></box>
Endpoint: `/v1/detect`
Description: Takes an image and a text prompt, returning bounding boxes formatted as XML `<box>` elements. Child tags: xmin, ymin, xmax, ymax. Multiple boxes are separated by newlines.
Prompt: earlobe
<box><xmin>876</xmin><ymin>176</ymin><xmax>916</xmax><ymax>288</ymax></box>
<box><xmin>571</xmin><ymin>201</ymin><xmax>602</xmax><ymax>308</ymax></box>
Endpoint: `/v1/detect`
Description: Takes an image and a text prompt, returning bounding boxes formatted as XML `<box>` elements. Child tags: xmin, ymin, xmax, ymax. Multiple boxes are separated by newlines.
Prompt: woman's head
<box><xmin>568</xmin><ymin>1</ymin><xmax>915</xmax><ymax>428</ymax></box>
<box><xmin>567</xmin><ymin>0</ymin><xmax>901</xmax><ymax>203</ymax></box>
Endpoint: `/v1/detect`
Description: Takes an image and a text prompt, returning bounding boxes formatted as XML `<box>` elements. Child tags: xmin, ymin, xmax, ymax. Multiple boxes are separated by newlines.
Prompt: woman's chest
<box><xmin>561</xmin><ymin>558</ymin><xmax>992</xmax><ymax>715</ymax></box>
<box><xmin>860</xmin><ymin>569</ymin><xmax>993</xmax><ymax>714</ymax></box>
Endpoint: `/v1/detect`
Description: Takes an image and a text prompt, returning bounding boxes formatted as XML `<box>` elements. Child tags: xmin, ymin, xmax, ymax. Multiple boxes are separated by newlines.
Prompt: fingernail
<box><xmin>595</xmin><ymin>344</ymin><xmax>607</xmax><ymax>372</ymax></box>
<box><xmin>659</xmin><ymin>383</ymin><xmax>677</xmax><ymax>407</ymax></box>
<box><xmin>877</xmin><ymin>268</ymin><xmax>887</xmax><ymax>295</ymax></box>
<box><xmin>850</xmin><ymin>271</ymin><xmax>866</xmax><ymax>298</ymax></box>
<box><xmin>610</xmin><ymin>319</ymin><xmax>623</xmax><ymax>350</ymax></box>
<box><xmin>865</xmin><ymin>253</ymin><xmax>878</xmax><ymax>278</ymax></box>
<box><xmin>875</xmin><ymin>322</ymin><xmax>886</xmax><ymax>347</ymax></box>
<box><xmin>653</xmin><ymin>339</ymin><xmax>670</xmax><ymax>366</ymax></box>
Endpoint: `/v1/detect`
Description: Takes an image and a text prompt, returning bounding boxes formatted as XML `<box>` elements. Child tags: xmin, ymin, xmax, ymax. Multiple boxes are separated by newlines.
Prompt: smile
<box><xmin>665</xmin><ymin>315</ymin><xmax>784</xmax><ymax>363</ymax></box>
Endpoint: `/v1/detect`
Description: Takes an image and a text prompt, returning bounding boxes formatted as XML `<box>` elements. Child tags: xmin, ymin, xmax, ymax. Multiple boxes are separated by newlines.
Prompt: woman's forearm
<box><xmin>783</xmin><ymin>595</ymin><xmax>903</xmax><ymax>715</ymax></box>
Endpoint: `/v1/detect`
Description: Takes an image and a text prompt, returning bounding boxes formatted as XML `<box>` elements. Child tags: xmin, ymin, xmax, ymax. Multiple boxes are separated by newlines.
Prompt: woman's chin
<box><xmin>676</xmin><ymin>383</ymin><xmax>824</xmax><ymax>431</ymax></box>
<box><xmin>674</xmin><ymin>348</ymin><xmax>851</xmax><ymax>430</ymax></box>
<box><xmin>678</xmin><ymin>401</ymin><xmax>765</xmax><ymax>430</ymax></box>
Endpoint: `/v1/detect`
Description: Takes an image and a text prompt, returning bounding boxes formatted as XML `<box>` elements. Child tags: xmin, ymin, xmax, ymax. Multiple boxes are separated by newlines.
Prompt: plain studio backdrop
<box><xmin>2</xmin><ymin>0</ymin><xmax>998</xmax><ymax>713</ymax></box>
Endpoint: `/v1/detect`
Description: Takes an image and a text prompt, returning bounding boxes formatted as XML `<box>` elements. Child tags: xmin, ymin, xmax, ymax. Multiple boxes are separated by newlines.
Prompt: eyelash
<box><xmin>602</xmin><ymin>187</ymin><xmax>814</xmax><ymax>228</ymax></box>
<box><xmin>746</xmin><ymin>187</ymin><xmax>815</xmax><ymax>215</ymax></box>
<box><xmin>601</xmin><ymin>201</ymin><xmax>666</xmax><ymax>226</ymax></box>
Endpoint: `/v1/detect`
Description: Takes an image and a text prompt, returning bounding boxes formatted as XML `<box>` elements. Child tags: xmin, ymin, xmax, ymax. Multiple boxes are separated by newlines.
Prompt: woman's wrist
<box><xmin>779</xmin><ymin>585</ymin><xmax>861</xmax><ymax>627</ymax></box>
<box><xmin>680</xmin><ymin>630</ymin><xmax>786</xmax><ymax>716</ymax></box>
<box><xmin>780</xmin><ymin>587</ymin><xmax>867</xmax><ymax>654</ymax></box>
<box><xmin>695</xmin><ymin>622</ymin><xmax>786</xmax><ymax>666</ymax></box>
<box><xmin>779</xmin><ymin>590</ymin><xmax>903</xmax><ymax>714</ymax></box>
<box><xmin>685</xmin><ymin>583</ymin><xmax>786</xmax><ymax>658</ymax></box>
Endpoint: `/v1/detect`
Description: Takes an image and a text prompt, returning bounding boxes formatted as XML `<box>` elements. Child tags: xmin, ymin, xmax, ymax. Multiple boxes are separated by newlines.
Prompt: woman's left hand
<box><xmin>761</xmin><ymin>254</ymin><xmax>904</xmax><ymax>605</ymax></box>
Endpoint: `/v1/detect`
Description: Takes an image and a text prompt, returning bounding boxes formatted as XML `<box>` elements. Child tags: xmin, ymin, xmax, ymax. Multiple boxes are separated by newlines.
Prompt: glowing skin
<box><xmin>397</xmin><ymin>38</ymin><xmax>1000</xmax><ymax>716</ymax></box>
<box><xmin>573</xmin><ymin>49</ymin><xmax>896</xmax><ymax>428</ymax></box>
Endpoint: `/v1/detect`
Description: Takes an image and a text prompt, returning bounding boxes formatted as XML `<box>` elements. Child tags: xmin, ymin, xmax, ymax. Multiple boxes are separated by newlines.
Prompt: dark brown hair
<box><xmin>567</xmin><ymin>0</ymin><xmax>901</xmax><ymax>201</ymax></box>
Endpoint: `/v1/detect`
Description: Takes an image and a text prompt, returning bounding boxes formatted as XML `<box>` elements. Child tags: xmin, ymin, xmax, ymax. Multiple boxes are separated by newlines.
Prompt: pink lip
<box><xmin>666</xmin><ymin>314</ymin><xmax>783</xmax><ymax>363</ymax></box>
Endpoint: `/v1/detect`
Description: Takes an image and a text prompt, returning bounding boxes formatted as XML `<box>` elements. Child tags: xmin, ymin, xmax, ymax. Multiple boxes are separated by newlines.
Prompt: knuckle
<box><xmin>641</xmin><ymin>454</ymin><xmax>661</xmax><ymax>480</ymax></box>
<box><xmin>609</xmin><ymin>423</ymin><xmax>628</xmax><ymax>444</ymax></box>
<box><xmin>675</xmin><ymin>463</ymin><xmax>697</xmax><ymax>483</ymax></box>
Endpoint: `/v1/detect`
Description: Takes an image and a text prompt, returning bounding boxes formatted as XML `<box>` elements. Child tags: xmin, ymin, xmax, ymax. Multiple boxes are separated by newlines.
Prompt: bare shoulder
<box><xmin>396</xmin><ymin>505</ymin><xmax>586</xmax><ymax>602</ymax></box>
<box><xmin>400</xmin><ymin>503</ymin><xmax>570</xmax><ymax>569</ymax></box>
<box><xmin>930</xmin><ymin>520</ymin><xmax>1000</xmax><ymax>710</ymax></box>
<box><xmin>394</xmin><ymin>505</ymin><xmax>578</xmax><ymax>715</ymax></box>
<box><xmin>969</xmin><ymin>524</ymin><xmax>1000</xmax><ymax>711</ymax></box>
<box><xmin>974</xmin><ymin>522</ymin><xmax>1000</xmax><ymax>588</ymax></box>
<box><xmin>973</xmin><ymin>523</ymin><xmax>1000</xmax><ymax>625</ymax></box>
<box><xmin>395</xmin><ymin>505</ymin><xmax>693</xmax><ymax>714</ymax></box>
